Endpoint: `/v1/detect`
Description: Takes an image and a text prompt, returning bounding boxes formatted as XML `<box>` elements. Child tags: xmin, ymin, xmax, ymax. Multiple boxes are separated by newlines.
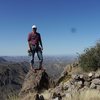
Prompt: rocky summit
<box><xmin>19</xmin><ymin>62</ymin><xmax>100</xmax><ymax>100</ymax></box>
<box><xmin>19</xmin><ymin>69</ymin><xmax>55</xmax><ymax>100</ymax></box>
<box><xmin>20</xmin><ymin>70</ymin><xmax>49</xmax><ymax>94</ymax></box>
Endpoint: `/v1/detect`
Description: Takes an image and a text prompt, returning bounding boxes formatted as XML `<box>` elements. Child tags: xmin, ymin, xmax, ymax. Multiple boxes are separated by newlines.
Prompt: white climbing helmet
<box><xmin>32</xmin><ymin>25</ymin><xmax>37</xmax><ymax>29</ymax></box>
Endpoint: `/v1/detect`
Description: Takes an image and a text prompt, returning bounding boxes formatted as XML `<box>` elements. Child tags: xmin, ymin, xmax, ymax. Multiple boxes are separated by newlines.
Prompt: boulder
<box><xmin>20</xmin><ymin>70</ymin><xmax>50</xmax><ymax>96</ymax></box>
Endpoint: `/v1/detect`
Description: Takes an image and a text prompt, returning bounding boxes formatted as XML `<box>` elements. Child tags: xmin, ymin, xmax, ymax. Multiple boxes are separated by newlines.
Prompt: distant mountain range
<box><xmin>0</xmin><ymin>57</ymin><xmax>7</xmax><ymax>63</ymax></box>
<box><xmin>0</xmin><ymin>55</ymin><xmax>77</xmax><ymax>100</ymax></box>
<box><xmin>0</xmin><ymin>55</ymin><xmax>77</xmax><ymax>79</ymax></box>
<box><xmin>1</xmin><ymin>55</ymin><xmax>76</xmax><ymax>63</ymax></box>
<box><xmin>0</xmin><ymin>61</ymin><xmax>29</xmax><ymax>100</ymax></box>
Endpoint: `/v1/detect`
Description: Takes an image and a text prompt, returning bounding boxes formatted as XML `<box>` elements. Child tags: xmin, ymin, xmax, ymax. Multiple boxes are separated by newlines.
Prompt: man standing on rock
<box><xmin>28</xmin><ymin>25</ymin><xmax>43</xmax><ymax>71</ymax></box>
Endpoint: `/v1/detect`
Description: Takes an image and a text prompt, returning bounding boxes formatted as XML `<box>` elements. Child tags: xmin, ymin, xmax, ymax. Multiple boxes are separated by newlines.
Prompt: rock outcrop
<box><xmin>49</xmin><ymin>63</ymin><xmax>100</xmax><ymax>100</ymax></box>
<box><xmin>19</xmin><ymin>69</ymin><xmax>52</xmax><ymax>97</ymax></box>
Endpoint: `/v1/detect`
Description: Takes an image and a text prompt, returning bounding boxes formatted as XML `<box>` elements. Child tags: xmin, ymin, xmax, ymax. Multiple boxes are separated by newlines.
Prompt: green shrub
<box><xmin>79</xmin><ymin>41</ymin><xmax>100</xmax><ymax>71</ymax></box>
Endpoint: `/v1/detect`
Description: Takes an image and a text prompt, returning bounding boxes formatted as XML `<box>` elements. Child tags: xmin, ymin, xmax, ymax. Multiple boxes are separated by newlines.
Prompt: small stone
<box><xmin>83</xmin><ymin>86</ymin><xmax>89</xmax><ymax>90</ymax></box>
<box><xmin>79</xmin><ymin>74</ymin><xmax>84</xmax><ymax>79</ymax></box>
<box><xmin>90</xmin><ymin>83</ymin><xmax>96</xmax><ymax>89</ymax></box>
<box><xmin>88</xmin><ymin>72</ymin><xmax>93</xmax><ymax>77</ymax></box>
<box><xmin>76</xmin><ymin>81</ymin><xmax>83</xmax><ymax>89</ymax></box>
<box><xmin>92</xmin><ymin>79</ymin><xmax>100</xmax><ymax>85</ymax></box>
<box><xmin>77</xmin><ymin>81</ymin><xmax>83</xmax><ymax>85</ymax></box>
<box><xmin>52</xmin><ymin>97</ymin><xmax>59</xmax><ymax>100</ymax></box>
<box><xmin>95</xmin><ymin>73</ymin><xmax>100</xmax><ymax>78</ymax></box>
<box><xmin>84</xmin><ymin>81</ymin><xmax>90</xmax><ymax>87</ymax></box>
<box><xmin>72</xmin><ymin>74</ymin><xmax>79</xmax><ymax>80</ymax></box>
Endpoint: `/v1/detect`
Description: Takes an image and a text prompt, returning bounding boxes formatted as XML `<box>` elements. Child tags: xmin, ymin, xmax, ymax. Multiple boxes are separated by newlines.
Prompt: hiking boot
<box><xmin>30</xmin><ymin>66</ymin><xmax>37</xmax><ymax>73</ymax></box>
<box><xmin>38</xmin><ymin>66</ymin><xmax>45</xmax><ymax>71</ymax></box>
<box><xmin>32</xmin><ymin>68</ymin><xmax>37</xmax><ymax>73</ymax></box>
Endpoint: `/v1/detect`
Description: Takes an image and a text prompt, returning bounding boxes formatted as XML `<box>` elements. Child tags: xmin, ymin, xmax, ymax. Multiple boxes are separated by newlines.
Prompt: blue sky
<box><xmin>0</xmin><ymin>0</ymin><xmax>100</xmax><ymax>56</ymax></box>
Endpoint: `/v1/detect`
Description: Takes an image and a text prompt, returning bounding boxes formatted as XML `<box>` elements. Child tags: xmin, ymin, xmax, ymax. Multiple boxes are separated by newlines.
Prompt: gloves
<box><xmin>28</xmin><ymin>49</ymin><xmax>32</xmax><ymax>56</ymax></box>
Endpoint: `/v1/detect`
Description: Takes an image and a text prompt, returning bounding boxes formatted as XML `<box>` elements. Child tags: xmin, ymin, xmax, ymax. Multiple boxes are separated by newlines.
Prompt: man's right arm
<box><xmin>39</xmin><ymin>34</ymin><xmax>43</xmax><ymax>50</ymax></box>
<box><xmin>28</xmin><ymin>33</ymin><xmax>32</xmax><ymax>51</ymax></box>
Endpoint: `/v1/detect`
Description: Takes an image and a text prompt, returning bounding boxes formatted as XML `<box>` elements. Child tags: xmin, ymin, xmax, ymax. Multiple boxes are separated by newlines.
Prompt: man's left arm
<box><xmin>39</xmin><ymin>34</ymin><xmax>43</xmax><ymax>50</ymax></box>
